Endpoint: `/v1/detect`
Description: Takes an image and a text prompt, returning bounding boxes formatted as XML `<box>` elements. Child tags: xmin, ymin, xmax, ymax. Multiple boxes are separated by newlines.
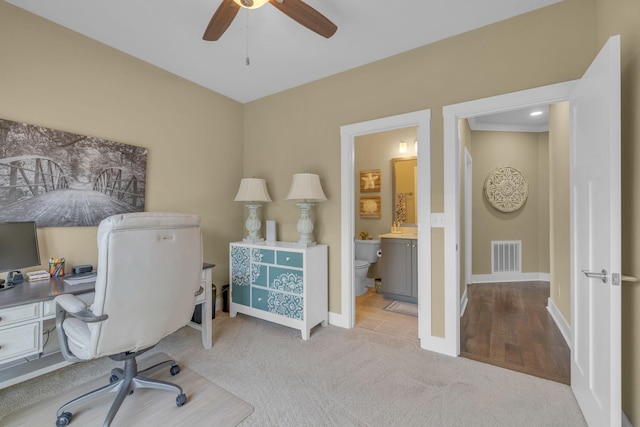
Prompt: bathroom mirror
<box><xmin>391</xmin><ymin>156</ymin><xmax>417</xmax><ymax>226</ymax></box>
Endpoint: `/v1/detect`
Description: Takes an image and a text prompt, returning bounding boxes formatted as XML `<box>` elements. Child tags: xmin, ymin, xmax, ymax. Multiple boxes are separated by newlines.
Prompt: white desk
<box><xmin>0</xmin><ymin>263</ymin><xmax>214</xmax><ymax>390</ymax></box>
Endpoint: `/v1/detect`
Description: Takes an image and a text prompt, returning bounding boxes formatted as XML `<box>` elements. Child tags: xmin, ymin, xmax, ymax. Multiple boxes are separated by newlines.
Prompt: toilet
<box><xmin>354</xmin><ymin>239</ymin><xmax>381</xmax><ymax>296</ymax></box>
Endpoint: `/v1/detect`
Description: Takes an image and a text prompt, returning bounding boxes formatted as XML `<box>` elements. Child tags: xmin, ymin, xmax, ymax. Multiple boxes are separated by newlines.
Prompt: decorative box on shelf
<box><xmin>229</xmin><ymin>241</ymin><xmax>328</xmax><ymax>340</ymax></box>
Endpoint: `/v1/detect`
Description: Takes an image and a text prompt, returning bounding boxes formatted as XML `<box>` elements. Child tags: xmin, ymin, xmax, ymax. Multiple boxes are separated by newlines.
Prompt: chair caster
<box><xmin>176</xmin><ymin>393</ymin><xmax>187</xmax><ymax>407</ymax></box>
<box><xmin>109</xmin><ymin>374</ymin><xmax>119</xmax><ymax>384</ymax></box>
<box><xmin>56</xmin><ymin>411</ymin><xmax>72</xmax><ymax>426</ymax></box>
<box><xmin>170</xmin><ymin>364</ymin><xmax>181</xmax><ymax>376</ymax></box>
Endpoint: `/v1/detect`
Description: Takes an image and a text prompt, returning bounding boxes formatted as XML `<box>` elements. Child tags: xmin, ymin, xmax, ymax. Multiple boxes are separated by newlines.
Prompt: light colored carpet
<box><xmin>384</xmin><ymin>300</ymin><xmax>418</xmax><ymax>317</ymax></box>
<box><xmin>0</xmin><ymin>311</ymin><xmax>587</xmax><ymax>426</ymax></box>
<box><xmin>0</xmin><ymin>352</ymin><xmax>253</xmax><ymax>427</ymax></box>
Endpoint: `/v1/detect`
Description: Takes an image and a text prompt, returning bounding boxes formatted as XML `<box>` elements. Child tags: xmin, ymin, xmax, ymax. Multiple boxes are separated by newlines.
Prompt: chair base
<box><xmin>55</xmin><ymin>350</ymin><xmax>186</xmax><ymax>427</ymax></box>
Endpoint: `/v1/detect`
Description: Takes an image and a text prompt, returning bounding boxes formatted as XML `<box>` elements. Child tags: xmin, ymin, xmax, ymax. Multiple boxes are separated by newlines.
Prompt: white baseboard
<box><xmin>471</xmin><ymin>272</ymin><xmax>550</xmax><ymax>283</ymax></box>
<box><xmin>460</xmin><ymin>288</ymin><xmax>468</xmax><ymax>317</ymax></box>
<box><xmin>546</xmin><ymin>297</ymin><xmax>571</xmax><ymax>349</ymax></box>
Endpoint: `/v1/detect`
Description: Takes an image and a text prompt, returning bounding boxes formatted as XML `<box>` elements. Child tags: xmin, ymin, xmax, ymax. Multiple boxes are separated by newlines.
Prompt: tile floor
<box><xmin>355</xmin><ymin>286</ymin><xmax>419</xmax><ymax>345</ymax></box>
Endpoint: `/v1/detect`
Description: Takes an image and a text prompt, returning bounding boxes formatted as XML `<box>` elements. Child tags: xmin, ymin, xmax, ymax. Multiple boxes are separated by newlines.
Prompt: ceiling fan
<box><xmin>203</xmin><ymin>0</ymin><xmax>337</xmax><ymax>41</ymax></box>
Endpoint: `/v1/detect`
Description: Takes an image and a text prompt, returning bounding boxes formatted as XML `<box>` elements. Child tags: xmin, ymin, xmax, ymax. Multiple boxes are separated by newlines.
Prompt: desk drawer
<box><xmin>0</xmin><ymin>303</ymin><xmax>39</xmax><ymax>327</ymax></box>
<box><xmin>195</xmin><ymin>279</ymin><xmax>207</xmax><ymax>304</ymax></box>
<box><xmin>0</xmin><ymin>322</ymin><xmax>40</xmax><ymax>363</ymax></box>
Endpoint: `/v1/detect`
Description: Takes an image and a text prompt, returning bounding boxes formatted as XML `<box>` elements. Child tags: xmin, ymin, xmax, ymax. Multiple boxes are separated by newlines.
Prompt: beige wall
<box><xmin>595</xmin><ymin>0</ymin><xmax>640</xmax><ymax>422</ymax></box>
<box><xmin>470</xmin><ymin>130</ymin><xmax>550</xmax><ymax>275</ymax></box>
<box><xmin>537</xmin><ymin>133</ymin><xmax>550</xmax><ymax>273</ymax></box>
<box><xmin>243</xmin><ymin>0</ymin><xmax>596</xmax><ymax>317</ymax></box>
<box><xmin>548</xmin><ymin>102</ymin><xmax>571</xmax><ymax>323</ymax></box>
<box><xmin>0</xmin><ymin>2</ymin><xmax>245</xmax><ymax>289</ymax></box>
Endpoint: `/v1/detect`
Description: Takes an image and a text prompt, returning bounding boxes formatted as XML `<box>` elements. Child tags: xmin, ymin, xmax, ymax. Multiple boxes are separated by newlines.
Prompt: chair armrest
<box><xmin>55</xmin><ymin>294</ymin><xmax>108</xmax><ymax>323</ymax></box>
<box><xmin>55</xmin><ymin>294</ymin><xmax>88</xmax><ymax>313</ymax></box>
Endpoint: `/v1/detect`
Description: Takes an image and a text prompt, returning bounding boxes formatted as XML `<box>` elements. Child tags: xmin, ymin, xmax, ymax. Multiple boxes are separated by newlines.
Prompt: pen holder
<box><xmin>49</xmin><ymin>258</ymin><xmax>65</xmax><ymax>277</ymax></box>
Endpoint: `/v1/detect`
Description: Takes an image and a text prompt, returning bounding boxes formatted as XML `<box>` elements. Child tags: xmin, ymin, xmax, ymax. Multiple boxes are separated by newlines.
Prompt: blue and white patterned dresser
<box><xmin>229</xmin><ymin>241</ymin><xmax>328</xmax><ymax>340</ymax></box>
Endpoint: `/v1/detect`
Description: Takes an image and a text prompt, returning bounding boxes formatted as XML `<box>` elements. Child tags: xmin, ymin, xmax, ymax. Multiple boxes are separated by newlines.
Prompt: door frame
<box><xmin>441</xmin><ymin>81</ymin><xmax>577</xmax><ymax>356</ymax></box>
<box><xmin>337</xmin><ymin>110</ymin><xmax>431</xmax><ymax>346</ymax></box>
<box><xmin>462</xmin><ymin>147</ymin><xmax>472</xmax><ymax>315</ymax></box>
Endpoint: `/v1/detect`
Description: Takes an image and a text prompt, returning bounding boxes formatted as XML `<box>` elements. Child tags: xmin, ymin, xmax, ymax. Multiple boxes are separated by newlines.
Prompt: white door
<box><xmin>570</xmin><ymin>35</ymin><xmax>621</xmax><ymax>427</ymax></box>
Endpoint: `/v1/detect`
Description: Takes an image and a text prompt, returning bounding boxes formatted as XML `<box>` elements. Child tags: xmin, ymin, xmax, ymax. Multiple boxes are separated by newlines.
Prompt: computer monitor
<box><xmin>0</xmin><ymin>221</ymin><xmax>41</xmax><ymax>287</ymax></box>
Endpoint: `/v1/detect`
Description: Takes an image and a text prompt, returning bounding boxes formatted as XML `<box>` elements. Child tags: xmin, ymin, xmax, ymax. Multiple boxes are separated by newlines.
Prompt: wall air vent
<box><xmin>491</xmin><ymin>240</ymin><xmax>522</xmax><ymax>274</ymax></box>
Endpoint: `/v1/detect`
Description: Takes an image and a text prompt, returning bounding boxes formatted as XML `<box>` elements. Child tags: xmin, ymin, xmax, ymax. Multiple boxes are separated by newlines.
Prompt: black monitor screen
<box><xmin>0</xmin><ymin>222</ymin><xmax>41</xmax><ymax>274</ymax></box>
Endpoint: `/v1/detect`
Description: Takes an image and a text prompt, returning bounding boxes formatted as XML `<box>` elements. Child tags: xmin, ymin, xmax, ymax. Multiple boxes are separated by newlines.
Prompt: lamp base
<box><xmin>295</xmin><ymin>240</ymin><xmax>317</xmax><ymax>247</ymax></box>
<box><xmin>243</xmin><ymin>236</ymin><xmax>265</xmax><ymax>243</ymax></box>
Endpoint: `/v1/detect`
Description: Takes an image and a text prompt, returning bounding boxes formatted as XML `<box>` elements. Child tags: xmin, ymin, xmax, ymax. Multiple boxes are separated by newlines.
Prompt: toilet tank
<box><xmin>354</xmin><ymin>239</ymin><xmax>381</xmax><ymax>263</ymax></box>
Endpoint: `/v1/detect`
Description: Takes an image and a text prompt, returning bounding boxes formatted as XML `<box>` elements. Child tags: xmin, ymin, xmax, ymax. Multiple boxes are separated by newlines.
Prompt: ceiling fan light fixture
<box><xmin>233</xmin><ymin>0</ymin><xmax>269</xmax><ymax>9</ymax></box>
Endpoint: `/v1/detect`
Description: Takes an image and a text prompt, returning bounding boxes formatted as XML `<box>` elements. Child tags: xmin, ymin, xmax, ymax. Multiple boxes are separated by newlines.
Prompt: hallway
<box><xmin>460</xmin><ymin>281</ymin><xmax>570</xmax><ymax>384</ymax></box>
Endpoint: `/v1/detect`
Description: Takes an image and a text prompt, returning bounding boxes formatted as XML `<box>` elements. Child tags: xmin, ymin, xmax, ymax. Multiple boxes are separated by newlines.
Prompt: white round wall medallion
<box><xmin>483</xmin><ymin>165</ymin><xmax>528</xmax><ymax>213</ymax></box>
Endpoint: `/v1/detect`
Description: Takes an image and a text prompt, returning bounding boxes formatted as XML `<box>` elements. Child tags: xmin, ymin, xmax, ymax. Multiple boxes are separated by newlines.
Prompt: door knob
<box><xmin>582</xmin><ymin>269</ymin><xmax>608</xmax><ymax>283</ymax></box>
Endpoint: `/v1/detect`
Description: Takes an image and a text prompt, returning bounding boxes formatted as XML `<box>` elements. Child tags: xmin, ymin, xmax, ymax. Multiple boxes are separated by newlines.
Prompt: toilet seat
<box><xmin>354</xmin><ymin>260</ymin><xmax>369</xmax><ymax>269</ymax></box>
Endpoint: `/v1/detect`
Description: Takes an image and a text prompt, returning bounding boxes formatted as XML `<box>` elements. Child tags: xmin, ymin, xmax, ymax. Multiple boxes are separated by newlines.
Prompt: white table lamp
<box><xmin>234</xmin><ymin>178</ymin><xmax>272</xmax><ymax>242</ymax></box>
<box><xmin>286</xmin><ymin>173</ymin><xmax>327</xmax><ymax>246</ymax></box>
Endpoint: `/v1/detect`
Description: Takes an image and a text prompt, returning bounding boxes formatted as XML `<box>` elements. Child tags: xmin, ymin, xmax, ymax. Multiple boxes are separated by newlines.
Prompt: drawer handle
<box><xmin>286</xmin><ymin>257</ymin><xmax>291</xmax><ymax>261</ymax></box>
<box><xmin>258</xmin><ymin>297</ymin><xmax>263</xmax><ymax>302</ymax></box>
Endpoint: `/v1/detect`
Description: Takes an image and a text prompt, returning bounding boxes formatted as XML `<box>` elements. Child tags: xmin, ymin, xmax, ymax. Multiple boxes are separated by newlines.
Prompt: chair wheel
<box><xmin>176</xmin><ymin>393</ymin><xmax>187</xmax><ymax>407</ymax></box>
<box><xmin>169</xmin><ymin>364</ymin><xmax>181</xmax><ymax>376</ymax></box>
<box><xmin>109</xmin><ymin>374</ymin><xmax>119</xmax><ymax>384</ymax></box>
<box><xmin>56</xmin><ymin>411</ymin><xmax>72</xmax><ymax>426</ymax></box>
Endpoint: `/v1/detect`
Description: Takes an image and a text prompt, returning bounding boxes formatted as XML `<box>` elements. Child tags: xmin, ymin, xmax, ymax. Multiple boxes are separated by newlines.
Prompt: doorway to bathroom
<box><xmin>339</xmin><ymin>109</ymin><xmax>431</xmax><ymax>350</ymax></box>
<box><xmin>353</xmin><ymin>127</ymin><xmax>418</xmax><ymax>341</ymax></box>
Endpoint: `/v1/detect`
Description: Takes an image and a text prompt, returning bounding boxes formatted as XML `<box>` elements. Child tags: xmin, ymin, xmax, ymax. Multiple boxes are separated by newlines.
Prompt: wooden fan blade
<box><xmin>203</xmin><ymin>0</ymin><xmax>241</xmax><ymax>41</ymax></box>
<box><xmin>269</xmin><ymin>0</ymin><xmax>337</xmax><ymax>38</ymax></box>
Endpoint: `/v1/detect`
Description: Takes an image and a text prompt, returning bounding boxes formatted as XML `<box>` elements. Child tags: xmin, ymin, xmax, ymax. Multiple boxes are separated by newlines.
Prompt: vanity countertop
<box><xmin>379</xmin><ymin>232</ymin><xmax>418</xmax><ymax>239</ymax></box>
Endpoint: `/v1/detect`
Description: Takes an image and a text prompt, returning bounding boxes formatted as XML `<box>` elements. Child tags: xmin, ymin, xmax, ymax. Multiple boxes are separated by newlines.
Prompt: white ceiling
<box><xmin>6</xmin><ymin>0</ymin><xmax>561</xmax><ymax>104</ymax></box>
<box><xmin>469</xmin><ymin>105</ymin><xmax>550</xmax><ymax>132</ymax></box>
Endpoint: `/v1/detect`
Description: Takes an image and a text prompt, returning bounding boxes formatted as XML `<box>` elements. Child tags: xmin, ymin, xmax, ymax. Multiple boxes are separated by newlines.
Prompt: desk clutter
<box><xmin>63</xmin><ymin>264</ymin><xmax>96</xmax><ymax>285</ymax></box>
<box><xmin>48</xmin><ymin>258</ymin><xmax>65</xmax><ymax>277</ymax></box>
<box><xmin>26</xmin><ymin>270</ymin><xmax>50</xmax><ymax>281</ymax></box>
<box><xmin>63</xmin><ymin>271</ymin><xmax>97</xmax><ymax>286</ymax></box>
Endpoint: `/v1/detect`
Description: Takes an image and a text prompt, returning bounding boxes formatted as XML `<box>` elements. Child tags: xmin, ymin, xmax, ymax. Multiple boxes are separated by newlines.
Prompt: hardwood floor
<box><xmin>460</xmin><ymin>281</ymin><xmax>570</xmax><ymax>384</ymax></box>
<box><xmin>355</xmin><ymin>286</ymin><xmax>419</xmax><ymax>345</ymax></box>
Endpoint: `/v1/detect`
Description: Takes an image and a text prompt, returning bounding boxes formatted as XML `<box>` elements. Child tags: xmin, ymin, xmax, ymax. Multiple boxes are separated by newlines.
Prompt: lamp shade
<box><xmin>286</xmin><ymin>173</ymin><xmax>327</xmax><ymax>201</ymax></box>
<box><xmin>234</xmin><ymin>178</ymin><xmax>272</xmax><ymax>202</ymax></box>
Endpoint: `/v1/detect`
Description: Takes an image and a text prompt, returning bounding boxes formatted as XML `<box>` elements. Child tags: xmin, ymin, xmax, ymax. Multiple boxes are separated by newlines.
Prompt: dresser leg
<box><xmin>301</xmin><ymin>329</ymin><xmax>310</xmax><ymax>340</ymax></box>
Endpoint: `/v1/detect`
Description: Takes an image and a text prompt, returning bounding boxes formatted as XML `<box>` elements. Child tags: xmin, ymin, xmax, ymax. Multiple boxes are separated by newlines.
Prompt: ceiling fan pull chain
<box><xmin>245</xmin><ymin>10</ymin><xmax>250</xmax><ymax>66</ymax></box>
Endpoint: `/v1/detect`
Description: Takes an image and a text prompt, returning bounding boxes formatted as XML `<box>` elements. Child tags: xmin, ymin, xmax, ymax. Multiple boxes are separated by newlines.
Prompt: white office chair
<box><xmin>54</xmin><ymin>212</ymin><xmax>203</xmax><ymax>427</ymax></box>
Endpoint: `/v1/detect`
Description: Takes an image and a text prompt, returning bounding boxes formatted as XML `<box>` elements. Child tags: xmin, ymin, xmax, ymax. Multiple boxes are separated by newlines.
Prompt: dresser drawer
<box><xmin>0</xmin><ymin>322</ymin><xmax>40</xmax><ymax>363</ymax></box>
<box><xmin>0</xmin><ymin>302</ymin><xmax>39</xmax><ymax>327</ymax></box>
<box><xmin>269</xmin><ymin>267</ymin><xmax>303</xmax><ymax>294</ymax></box>
<box><xmin>252</xmin><ymin>248</ymin><xmax>274</xmax><ymax>264</ymax></box>
<box><xmin>276</xmin><ymin>251</ymin><xmax>303</xmax><ymax>268</ymax></box>
<box><xmin>252</xmin><ymin>288</ymin><xmax>304</xmax><ymax>321</ymax></box>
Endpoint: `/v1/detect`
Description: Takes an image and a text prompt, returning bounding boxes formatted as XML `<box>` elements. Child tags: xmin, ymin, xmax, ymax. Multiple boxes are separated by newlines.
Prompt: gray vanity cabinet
<box><xmin>381</xmin><ymin>238</ymin><xmax>417</xmax><ymax>303</ymax></box>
